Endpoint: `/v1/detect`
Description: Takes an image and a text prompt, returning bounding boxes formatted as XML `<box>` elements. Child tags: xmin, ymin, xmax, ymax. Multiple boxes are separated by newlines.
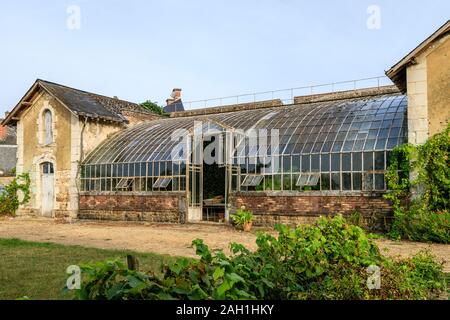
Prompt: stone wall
<box><xmin>78</xmin><ymin>192</ymin><xmax>187</xmax><ymax>223</ymax></box>
<box><xmin>229</xmin><ymin>191</ymin><xmax>393</xmax><ymax>229</ymax></box>
<box><xmin>406</xmin><ymin>33</ymin><xmax>450</xmax><ymax>145</ymax></box>
<box><xmin>406</xmin><ymin>54</ymin><xmax>429</xmax><ymax>145</ymax></box>
<box><xmin>426</xmin><ymin>34</ymin><xmax>450</xmax><ymax>137</ymax></box>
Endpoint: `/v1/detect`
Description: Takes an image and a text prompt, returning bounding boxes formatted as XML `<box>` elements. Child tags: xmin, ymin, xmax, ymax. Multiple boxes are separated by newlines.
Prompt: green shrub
<box><xmin>385</xmin><ymin>124</ymin><xmax>450</xmax><ymax>243</ymax></box>
<box><xmin>0</xmin><ymin>173</ymin><xmax>31</xmax><ymax>216</ymax></box>
<box><xmin>140</xmin><ymin>100</ymin><xmax>168</xmax><ymax>117</ymax></box>
<box><xmin>230</xmin><ymin>207</ymin><xmax>253</xmax><ymax>227</ymax></box>
<box><xmin>72</xmin><ymin>216</ymin><xmax>447</xmax><ymax>300</ymax></box>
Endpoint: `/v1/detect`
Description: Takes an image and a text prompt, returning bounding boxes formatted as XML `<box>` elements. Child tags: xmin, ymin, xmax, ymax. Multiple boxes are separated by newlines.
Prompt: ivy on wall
<box><xmin>385</xmin><ymin>123</ymin><xmax>450</xmax><ymax>243</ymax></box>
<box><xmin>0</xmin><ymin>173</ymin><xmax>31</xmax><ymax>216</ymax></box>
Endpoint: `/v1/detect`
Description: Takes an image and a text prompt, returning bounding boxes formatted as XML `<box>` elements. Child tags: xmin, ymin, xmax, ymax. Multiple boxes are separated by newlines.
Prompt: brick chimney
<box><xmin>166</xmin><ymin>88</ymin><xmax>182</xmax><ymax>106</ymax></box>
<box><xmin>0</xmin><ymin>122</ymin><xmax>6</xmax><ymax>141</ymax></box>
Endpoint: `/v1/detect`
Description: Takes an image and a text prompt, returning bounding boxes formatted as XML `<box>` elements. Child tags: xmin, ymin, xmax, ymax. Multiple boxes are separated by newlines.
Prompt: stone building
<box><xmin>0</xmin><ymin>121</ymin><xmax>17</xmax><ymax>188</ymax></box>
<box><xmin>2</xmin><ymin>21</ymin><xmax>449</xmax><ymax>225</ymax></box>
<box><xmin>1</xmin><ymin>79</ymin><xmax>159</xmax><ymax>218</ymax></box>
<box><xmin>386</xmin><ymin>20</ymin><xmax>450</xmax><ymax>144</ymax></box>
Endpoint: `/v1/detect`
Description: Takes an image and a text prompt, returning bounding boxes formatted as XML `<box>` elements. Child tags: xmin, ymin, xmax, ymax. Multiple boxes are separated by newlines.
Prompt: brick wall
<box><xmin>230</xmin><ymin>192</ymin><xmax>393</xmax><ymax>230</ymax></box>
<box><xmin>78</xmin><ymin>192</ymin><xmax>187</xmax><ymax>223</ymax></box>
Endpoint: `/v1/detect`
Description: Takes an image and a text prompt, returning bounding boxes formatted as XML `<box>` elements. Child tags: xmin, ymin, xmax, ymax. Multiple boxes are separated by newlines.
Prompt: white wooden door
<box><xmin>41</xmin><ymin>162</ymin><xmax>54</xmax><ymax>217</ymax></box>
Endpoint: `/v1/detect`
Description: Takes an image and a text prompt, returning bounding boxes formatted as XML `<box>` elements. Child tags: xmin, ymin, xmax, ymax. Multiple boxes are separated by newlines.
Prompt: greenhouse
<box><xmin>80</xmin><ymin>89</ymin><xmax>407</xmax><ymax>224</ymax></box>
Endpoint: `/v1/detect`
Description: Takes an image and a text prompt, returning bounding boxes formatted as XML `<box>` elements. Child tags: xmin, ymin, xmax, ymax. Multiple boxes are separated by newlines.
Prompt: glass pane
<box><xmin>332</xmin><ymin>141</ymin><xmax>343</xmax><ymax>152</ymax></box>
<box><xmin>352</xmin><ymin>153</ymin><xmax>362</xmax><ymax>171</ymax></box>
<box><xmin>292</xmin><ymin>156</ymin><xmax>301</xmax><ymax>172</ymax></box>
<box><xmin>301</xmin><ymin>155</ymin><xmax>310</xmax><ymax>172</ymax></box>
<box><xmin>353</xmin><ymin>173</ymin><xmax>362</xmax><ymax>190</ymax></box>
<box><xmin>321</xmin><ymin>154</ymin><xmax>330</xmax><ymax>172</ymax></box>
<box><xmin>331</xmin><ymin>173</ymin><xmax>340</xmax><ymax>190</ymax></box>
<box><xmin>135</xmin><ymin>163</ymin><xmax>141</xmax><ymax>176</ymax></box>
<box><xmin>311</xmin><ymin>154</ymin><xmax>320</xmax><ymax>172</ymax></box>
<box><xmin>273</xmin><ymin>175</ymin><xmax>282</xmax><ymax>191</ymax></box>
<box><xmin>364</xmin><ymin>139</ymin><xmax>376</xmax><ymax>150</ymax></box>
<box><xmin>387</xmin><ymin>138</ymin><xmax>398</xmax><ymax>149</ymax></box>
<box><xmin>363</xmin><ymin>173</ymin><xmax>374</xmax><ymax>191</ymax></box>
<box><xmin>173</xmin><ymin>163</ymin><xmax>180</xmax><ymax>175</ymax></box>
<box><xmin>283</xmin><ymin>174</ymin><xmax>291</xmax><ymax>190</ymax></box>
<box><xmin>342</xmin><ymin>153</ymin><xmax>351</xmax><ymax>171</ymax></box>
<box><xmin>375</xmin><ymin>152</ymin><xmax>385</xmax><ymax>170</ymax></box>
<box><xmin>353</xmin><ymin>140</ymin><xmax>365</xmax><ymax>151</ymax></box>
<box><xmin>296</xmin><ymin>174</ymin><xmax>309</xmax><ymax>186</ymax></box>
<box><xmin>363</xmin><ymin>152</ymin><xmax>374</xmax><ymax>171</ymax></box>
<box><xmin>331</xmin><ymin>154</ymin><xmax>340</xmax><ymax>171</ymax></box>
<box><xmin>375</xmin><ymin>174</ymin><xmax>385</xmax><ymax>190</ymax></box>
<box><xmin>309</xmin><ymin>175</ymin><xmax>320</xmax><ymax>185</ymax></box>
<box><xmin>376</xmin><ymin>139</ymin><xmax>386</xmax><ymax>150</ymax></box>
<box><xmin>321</xmin><ymin>173</ymin><xmax>330</xmax><ymax>191</ymax></box>
<box><xmin>282</xmin><ymin>156</ymin><xmax>291</xmax><ymax>173</ymax></box>
<box><xmin>342</xmin><ymin>173</ymin><xmax>351</xmax><ymax>190</ymax></box>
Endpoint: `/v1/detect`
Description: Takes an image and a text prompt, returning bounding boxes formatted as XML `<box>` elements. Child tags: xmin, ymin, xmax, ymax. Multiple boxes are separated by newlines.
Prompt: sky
<box><xmin>0</xmin><ymin>0</ymin><xmax>449</xmax><ymax>115</ymax></box>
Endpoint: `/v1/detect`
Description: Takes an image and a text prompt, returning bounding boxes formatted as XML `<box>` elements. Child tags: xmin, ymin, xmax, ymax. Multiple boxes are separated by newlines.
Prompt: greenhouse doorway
<box><xmin>202</xmin><ymin>134</ymin><xmax>227</xmax><ymax>223</ymax></box>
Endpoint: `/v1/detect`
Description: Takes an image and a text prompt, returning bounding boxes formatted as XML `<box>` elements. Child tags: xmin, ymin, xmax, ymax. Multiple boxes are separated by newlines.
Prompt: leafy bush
<box><xmin>72</xmin><ymin>216</ymin><xmax>447</xmax><ymax>300</ymax></box>
<box><xmin>0</xmin><ymin>173</ymin><xmax>31</xmax><ymax>216</ymax></box>
<box><xmin>385</xmin><ymin>124</ymin><xmax>450</xmax><ymax>243</ymax></box>
<box><xmin>140</xmin><ymin>100</ymin><xmax>168</xmax><ymax>117</ymax></box>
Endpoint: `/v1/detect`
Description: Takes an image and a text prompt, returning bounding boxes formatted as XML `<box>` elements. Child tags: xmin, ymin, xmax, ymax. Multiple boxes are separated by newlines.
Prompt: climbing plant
<box><xmin>385</xmin><ymin>123</ymin><xmax>450</xmax><ymax>243</ymax></box>
<box><xmin>0</xmin><ymin>173</ymin><xmax>31</xmax><ymax>216</ymax></box>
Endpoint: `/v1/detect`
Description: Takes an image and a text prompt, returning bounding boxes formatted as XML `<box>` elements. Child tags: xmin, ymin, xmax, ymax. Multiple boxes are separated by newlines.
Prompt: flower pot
<box><xmin>243</xmin><ymin>221</ymin><xmax>253</xmax><ymax>232</ymax></box>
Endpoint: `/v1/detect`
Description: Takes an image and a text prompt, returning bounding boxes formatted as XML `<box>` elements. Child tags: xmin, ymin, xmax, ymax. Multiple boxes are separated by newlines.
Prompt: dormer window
<box><xmin>43</xmin><ymin>109</ymin><xmax>53</xmax><ymax>145</ymax></box>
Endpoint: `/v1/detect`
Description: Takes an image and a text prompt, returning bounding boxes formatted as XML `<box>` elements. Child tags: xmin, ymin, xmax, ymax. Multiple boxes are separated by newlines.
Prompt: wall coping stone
<box><xmin>80</xmin><ymin>191</ymin><xmax>186</xmax><ymax>197</ymax></box>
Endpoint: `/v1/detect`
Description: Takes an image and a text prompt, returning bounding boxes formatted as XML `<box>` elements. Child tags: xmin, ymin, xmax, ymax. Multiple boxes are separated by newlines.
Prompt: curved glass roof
<box><xmin>84</xmin><ymin>93</ymin><xmax>407</xmax><ymax>165</ymax></box>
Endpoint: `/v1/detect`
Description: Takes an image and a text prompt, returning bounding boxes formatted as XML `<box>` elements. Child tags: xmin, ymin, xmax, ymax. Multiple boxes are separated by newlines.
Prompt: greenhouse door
<box><xmin>201</xmin><ymin>134</ymin><xmax>227</xmax><ymax>223</ymax></box>
<box><xmin>188</xmin><ymin>164</ymin><xmax>202</xmax><ymax>222</ymax></box>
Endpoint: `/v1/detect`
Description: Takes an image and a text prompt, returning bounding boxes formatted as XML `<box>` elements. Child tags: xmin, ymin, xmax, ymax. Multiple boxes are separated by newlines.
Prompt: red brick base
<box><xmin>230</xmin><ymin>192</ymin><xmax>393</xmax><ymax>230</ymax></box>
<box><xmin>78</xmin><ymin>192</ymin><xmax>187</xmax><ymax>223</ymax></box>
<box><xmin>77</xmin><ymin>191</ymin><xmax>393</xmax><ymax>230</ymax></box>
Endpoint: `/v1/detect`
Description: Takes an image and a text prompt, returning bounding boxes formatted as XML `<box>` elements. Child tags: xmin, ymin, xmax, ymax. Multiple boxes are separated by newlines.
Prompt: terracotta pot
<box><xmin>243</xmin><ymin>221</ymin><xmax>253</xmax><ymax>232</ymax></box>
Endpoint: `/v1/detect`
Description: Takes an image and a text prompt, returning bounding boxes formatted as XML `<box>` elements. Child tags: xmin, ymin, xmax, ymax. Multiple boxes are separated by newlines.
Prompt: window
<box><xmin>116</xmin><ymin>178</ymin><xmax>134</xmax><ymax>189</ymax></box>
<box><xmin>296</xmin><ymin>174</ymin><xmax>320</xmax><ymax>187</ymax></box>
<box><xmin>241</xmin><ymin>175</ymin><xmax>264</xmax><ymax>187</ymax></box>
<box><xmin>43</xmin><ymin>110</ymin><xmax>53</xmax><ymax>145</ymax></box>
<box><xmin>153</xmin><ymin>177</ymin><xmax>172</xmax><ymax>189</ymax></box>
<box><xmin>42</xmin><ymin>162</ymin><xmax>54</xmax><ymax>174</ymax></box>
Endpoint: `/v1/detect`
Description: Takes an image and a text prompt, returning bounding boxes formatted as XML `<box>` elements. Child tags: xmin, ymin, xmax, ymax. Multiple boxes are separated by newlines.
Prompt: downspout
<box><xmin>75</xmin><ymin>116</ymin><xmax>88</xmax><ymax>193</ymax></box>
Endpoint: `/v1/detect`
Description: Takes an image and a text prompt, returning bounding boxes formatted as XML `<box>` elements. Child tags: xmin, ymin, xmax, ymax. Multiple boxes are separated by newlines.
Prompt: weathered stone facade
<box><xmin>229</xmin><ymin>192</ymin><xmax>393</xmax><ymax>229</ymax></box>
<box><xmin>387</xmin><ymin>25</ymin><xmax>450</xmax><ymax>144</ymax></box>
<box><xmin>78</xmin><ymin>192</ymin><xmax>187</xmax><ymax>223</ymax></box>
<box><xmin>427</xmin><ymin>33</ymin><xmax>450</xmax><ymax>137</ymax></box>
<box><xmin>5</xmin><ymin>80</ymin><xmax>160</xmax><ymax>219</ymax></box>
<box><xmin>16</xmin><ymin>92</ymin><xmax>73</xmax><ymax>216</ymax></box>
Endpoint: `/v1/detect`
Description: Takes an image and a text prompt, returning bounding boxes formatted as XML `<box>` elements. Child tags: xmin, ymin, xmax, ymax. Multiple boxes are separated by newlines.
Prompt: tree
<box><xmin>140</xmin><ymin>100</ymin><xmax>167</xmax><ymax>116</ymax></box>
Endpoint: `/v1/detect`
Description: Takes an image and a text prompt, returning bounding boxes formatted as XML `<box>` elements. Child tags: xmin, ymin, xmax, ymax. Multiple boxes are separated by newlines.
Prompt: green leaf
<box><xmin>213</xmin><ymin>267</ymin><xmax>225</xmax><ymax>281</ymax></box>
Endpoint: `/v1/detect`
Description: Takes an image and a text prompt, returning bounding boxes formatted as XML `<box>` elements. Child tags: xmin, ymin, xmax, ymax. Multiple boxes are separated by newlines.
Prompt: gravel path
<box><xmin>1</xmin><ymin>217</ymin><xmax>449</xmax><ymax>272</ymax></box>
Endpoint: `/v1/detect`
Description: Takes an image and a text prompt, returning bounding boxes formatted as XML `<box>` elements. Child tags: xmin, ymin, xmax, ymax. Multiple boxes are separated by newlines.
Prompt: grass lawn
<box><xmin>0</xmin><ymin>238</ymin><xmax>177</xmax><ymax>300</ymax></box>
